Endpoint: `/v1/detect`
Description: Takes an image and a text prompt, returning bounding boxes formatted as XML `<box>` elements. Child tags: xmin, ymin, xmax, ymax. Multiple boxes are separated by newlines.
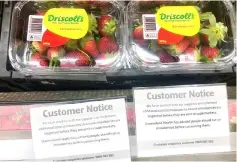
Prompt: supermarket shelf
<box><xmin>10</xmin><ymin>66</ymin><xmax>236</xmax><ymax>80</ymax></box>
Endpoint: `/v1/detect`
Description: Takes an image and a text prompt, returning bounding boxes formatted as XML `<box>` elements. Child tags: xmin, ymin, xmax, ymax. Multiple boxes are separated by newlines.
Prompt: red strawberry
<box><xmin>133</xmin><ymin>26</ymin><xmax>148</xmax><ymax>47</ymax></box>
<box><xmin>98</xmin><ymin>15</ymin><xmax>116</xmax><ymax>37</ymax></box>
<box><xmin>185</xmin><ymin>47</ymin><xmax>199</xmax><ymax>56</ymax></box>
<box><xmin>98</xmin><ymin>37</ymin><xmax>119</xmax><ymax>54</ymax></box>
<box><xmin>187</xmin><ymin>34</ymin><xmax>200</xmax><ymax>47</ymax></box>
<box><xmin>157</xmin><ymin>51</ymin><xmax>176</xmax><ymax>63</ymax></box>
<box><xmin>164</xmin><ymin>38</ymin><xmax>190</xmax><ymax>55</ymax></box>
<box><xmin>31</xmin><ymin>41</ymin><xmax>48</xmax><ymax>54</ymax></box>
<box><xmin>47</xmin><ymin>46</ymin><xmax>66</xmax><ymax>60</ymax></box>
<box><xmin>60</xmin><ymin>50</ymin><xmax>91</xmax><ymax>67</ymax></box>
<box><xmin>31</xmin><ymin>53</ymin><xmax>49</xmax><ymax>67</ymax></box>
<box><xmin>80</xmin><ymin>35</ymin><xmax>99</xmax><ymax>58</ymax></box>
<box><xmin>133</xmin><ymin>26</ymin><xmax>144</xmax><ymax>40</ymax></box>
<box><xmin>95</xmin><ymin>52</ymin><xmax>117</xmax><ymax>67</ymax></box>
<box><xmin>182</xmin><ymin>47</ymin><xmax>200</xmax><ymax>62</ymax></box>
<box><xmin>200</xmin><ymin>46</ymin><xmax>219</xmax><ymax>61</ymax></box>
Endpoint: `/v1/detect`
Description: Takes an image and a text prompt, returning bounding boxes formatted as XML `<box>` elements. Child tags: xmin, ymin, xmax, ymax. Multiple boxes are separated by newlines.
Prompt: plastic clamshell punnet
<box><xmin>9</xmin><ymin>1</ymin><xmax>124</xmax><ymax>76</ymax></box>
<box><xmin>127</xmin><ymin>0</ymin><xmax>236</xmax><ymax>72</ymax></box>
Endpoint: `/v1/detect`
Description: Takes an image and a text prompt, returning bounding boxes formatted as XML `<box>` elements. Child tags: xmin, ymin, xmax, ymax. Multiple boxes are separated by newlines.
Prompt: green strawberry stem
<box><xmin>199</xmin><ymin>22</ymin><xmax>228</xmax><ymax>47</ymax></box>
<box><xmin>29</xmin><ymin>43</ymin><xmax>37</xmax><ymax>54</ymax></box>
<box><xmin>102</xmin><ymin>18</ymin><xmax>117</xmax><ymax>37</ymax></box>
<box><xmin>88</xmin><ymin>13</ymin><xmax>98</xmax><ymax>34</ymax></box>
<box><xmin>49</xmin><ymin>58</ymin><xmax>58</xmax><ymax>67</ymax></box>
<box><xmin>95</xmin><ymin>34</ymin><xmax>101</xmax><ymax>43</ymax></box>
<box><xmin>132</xmin><ymin>22</ymin><xmax>141</xmax><ymax>31</ymax></box>
<box><xmin>199</xmin><ymin>56</ymin><xmax>210</xmax><ymax>63</ymax></box>
<box><xmin>200</xmin><ymin>12</ymin><xmax>216</xmax><ymax>26</ymax></box>
<box><xmin>49</xmin><ymin>59</ymin><xmax>54</xmax><ymax>67</ymax></box>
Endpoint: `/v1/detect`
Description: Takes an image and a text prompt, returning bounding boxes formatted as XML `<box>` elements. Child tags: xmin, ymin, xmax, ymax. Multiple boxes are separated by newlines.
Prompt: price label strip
<box><xmin>134</xmin><ymin>84</ymin><xmax>230</xmax><ymax>157</ymax></box>
<box><xmin>30</xmin><ymin>98</ymin><xmax>131</xmax><ymax>161</ymax></box>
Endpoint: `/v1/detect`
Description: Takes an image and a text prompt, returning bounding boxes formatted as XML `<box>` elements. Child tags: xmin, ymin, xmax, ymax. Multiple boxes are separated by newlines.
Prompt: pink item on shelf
<box><xmin>0</xmin><ymin>105</ymin><xmax>33</xmax><ymax>130</ymax></box>
<box><xmin>228</xmin><ymin>100</ymin><xmax>236</xmax><ymax>123</ymax></box>
<box><xmin>127</xmin><ymin>108</ymin><xmax>136</xmax><ymax>122</ymax></box>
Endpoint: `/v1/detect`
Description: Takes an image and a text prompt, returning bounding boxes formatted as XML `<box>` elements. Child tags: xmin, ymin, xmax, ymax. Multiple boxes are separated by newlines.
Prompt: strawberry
<box><xmin>200</xmin><ymin>46</ymin><xmax>220</xmax><ymax>61</ymax></box>
<box><xmin>98</xmin><ymin>15</ymin><xmax>116</xmax><ymax>37</ymax></box>
<box><xmin>31</xmin><ymin>41</ymin><xmax>48</xmax><ymax>54</ymax></box>
<box><xmin>98</xmin><ymin>37</ymin><xmax>119</xmax><ymax>54</ymax></box>
<box><xmin>80</xmin><ymin>35</ymin><xmax>99</xmax><ymax>58</ymax></box>
<box><xmin>60</xmin><ymin>50</ymin><xmax>91</xmax><ymax>67</ymax></box>
<box><xmin>183</xmin><ymin>47</ymin><xmax>200</xmax><ymax>62</ymax></box>
<box><xmin>47</xmin><ymin>46</ymin><xmax>66</xmax><ymax>60</ymax></box>
<box><xmin>95</xmin><ymin>52</ymin><xmax>117</xmax><ymax>67</ymax></box>
<box><xmin>31</xmin><ymin>53</ymin><xmax>49</xmax><ymax>67</ymax></box>
<box><xmin>157</xmin><ymin>51</ymin><xmax>176</xmax><ymax>63</ymax></box>
<box><xmin>133</xmin><ymin>26</ymin><xmax>144</xmax><ymax>40</ymax></box>
<box><xmin>163</xmin><ymin>38</ymin><xmax>190</xmax><ymax>55</ymax></box>
<box><xmin>133</xmin><ymin>26</ymin><xmax>148</xmax><ymax>47</ymax></box>
<box><xmin>187</xmin><ymin>34</ymin><xmax>200</xmax><ymax>47</ymax></box>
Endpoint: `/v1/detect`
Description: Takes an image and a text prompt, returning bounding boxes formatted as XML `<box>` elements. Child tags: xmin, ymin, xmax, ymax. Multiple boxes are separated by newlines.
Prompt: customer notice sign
<box><xmin>30</xmin><ymin>98</ymin><xmax>131</xmax><ymax>161</ymax></box>
<box><xmin>134</xmin><ymin>84</ymin><xmax>230</xmax><ymax>157</ymax></box>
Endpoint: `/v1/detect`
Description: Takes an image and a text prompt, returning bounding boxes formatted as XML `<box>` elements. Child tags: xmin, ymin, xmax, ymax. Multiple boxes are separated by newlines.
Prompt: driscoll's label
<box><xmin>27</xmin><ymin>8</ymin><xmax>89</xmax><ymax>47</ymax></box>
<box><xmin>156</xmin><ymin>6</ymin><xmax>200</xmax><ymax>36</ymax></box>
<box><xmin>142</xmin><ymin>6</ymin><xmax>200</xmax><ymax>44</ymax></box>
<box><xmin>44</xmin><ymin>8</ymin><xmax>88</xmax><ymax>39</ymax></box>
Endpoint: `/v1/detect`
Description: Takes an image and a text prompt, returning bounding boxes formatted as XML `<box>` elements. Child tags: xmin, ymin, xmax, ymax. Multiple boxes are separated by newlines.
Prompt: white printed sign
<box><xmin>30</xmin><ymin>98</ymin><xmax>131</xmax><ymax>161</ymax></box>
<box><xmin>134</xmin><ymin>84</ymin><xmax>230</xmax><ymax>157</ymax></box>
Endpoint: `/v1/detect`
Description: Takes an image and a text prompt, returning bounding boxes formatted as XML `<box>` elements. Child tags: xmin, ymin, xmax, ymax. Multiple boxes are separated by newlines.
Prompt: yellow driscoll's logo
<box><xmin>156</xmin><ymin>6</ymin><xmax>200</xmax><ymax>36</ymax></box>
<box><xmin>44</xmin><ymin>8</ymin><xmax>88</xmax><ymax>39</ymax></box>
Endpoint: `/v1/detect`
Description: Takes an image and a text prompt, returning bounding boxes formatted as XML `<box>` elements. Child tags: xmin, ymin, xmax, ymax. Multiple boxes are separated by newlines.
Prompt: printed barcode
<box><xmin>144</xmin><ymin>17</ymin><xmax>156</xmax><ymax>31</ymax></box>
<box><xmin>29</xmin><ymin>17</ymin><xmax>43</xmax><ymax>34</ymax></box>
<box><xmin>27</xmin><ymin>15</ymin><xmax>44</xmax><ymax>41</ymax></box>
<box><xmin>142</xmin><ymin>14</ymin><xmax>158</xmax><ymax>40</ymax></box>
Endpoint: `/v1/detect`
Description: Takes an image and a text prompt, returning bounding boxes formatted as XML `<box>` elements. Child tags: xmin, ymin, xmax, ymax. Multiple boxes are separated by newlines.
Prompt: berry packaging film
<box><xmin>9</xmin><ymin>1</ymin><xmax>124</xmax><ymax>75</ymax></box>
<box><xmin>127</xmin><ymin>0</ymin><xmax>236</xmax><ymax>71</ymax></box>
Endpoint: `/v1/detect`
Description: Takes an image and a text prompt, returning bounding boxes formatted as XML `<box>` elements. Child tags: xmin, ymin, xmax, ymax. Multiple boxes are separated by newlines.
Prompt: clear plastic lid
<box><xmin>127</xmin><ymin>0</ymin><xmax>236</xmax><ymax>71</ymax></box>
<box><xmin>9</xmin><ymin>1</ymin><xmax>124</xmax><ymax>75</ymax></box>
